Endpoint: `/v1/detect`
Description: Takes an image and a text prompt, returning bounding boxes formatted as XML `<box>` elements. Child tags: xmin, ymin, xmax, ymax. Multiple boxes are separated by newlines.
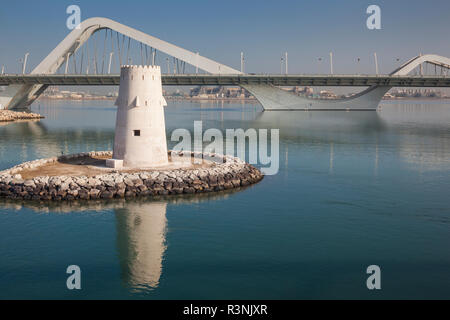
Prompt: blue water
<box><xmin>0</xmin><ymin>99</ymin><xmax>449</xmax><ymax>299</ymax></box>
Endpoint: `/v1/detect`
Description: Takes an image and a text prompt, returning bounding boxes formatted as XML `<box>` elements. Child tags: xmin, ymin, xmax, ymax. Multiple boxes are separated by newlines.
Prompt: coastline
<box><xmin>36</xmin><ymin>95</ymin><xmax>450</xmax><ymax>103</ymax></box>
<box><xmin>37</xmin><ymin>96</ymin><xmax>259</xmax><ymax>102</ymax></box>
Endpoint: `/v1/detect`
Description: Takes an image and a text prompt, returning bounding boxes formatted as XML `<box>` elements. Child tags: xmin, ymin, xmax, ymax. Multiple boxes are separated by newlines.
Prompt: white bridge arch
<box><xmin>2</xmin><ymin>17</ymin><xmax>450</xmax><ymax>110</ymax></box>
<box><xmin>3</xmin><ymin>17</ymin><xmax>241</xmax><ymax>110</ymax></box>
<box><xmin>35</xmin><ymin>17</ymin><xmax>240</xmax><ymax>75</ymax></box>
<box><xmin>241</xmin><ymin>53</ymin><xmax>450</xmax><ymax>110</ymax></box>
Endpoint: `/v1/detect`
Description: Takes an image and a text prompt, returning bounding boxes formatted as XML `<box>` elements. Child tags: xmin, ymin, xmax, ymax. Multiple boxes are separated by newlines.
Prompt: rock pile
<box><xmin>0</xmin><ymin>110</ymin><xmax>44</xmax><ymax>122</ymax></box>
<box><xmin>0</xmin><ymin>151</ymin><xmax>263</xmax><ymax>201</ymax></box>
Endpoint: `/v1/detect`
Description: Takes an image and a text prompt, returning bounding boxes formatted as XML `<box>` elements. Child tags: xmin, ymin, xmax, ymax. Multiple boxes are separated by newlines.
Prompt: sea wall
<box><xmin>0</xmin><ymin>151</ymin><xmax>263</xmax><ymax>201</ymax></box>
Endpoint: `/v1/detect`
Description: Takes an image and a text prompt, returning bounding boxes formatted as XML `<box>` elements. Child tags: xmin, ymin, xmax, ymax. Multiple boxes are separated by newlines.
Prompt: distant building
<box><xmin>319</xmin><ymin>90</ymin><xmax>337</xmax><ymax>99</ymax></box>
<box><xmin>188</xmin><ymin>86</ymin><xmax>253</xmax><ymax>99</ymax></box>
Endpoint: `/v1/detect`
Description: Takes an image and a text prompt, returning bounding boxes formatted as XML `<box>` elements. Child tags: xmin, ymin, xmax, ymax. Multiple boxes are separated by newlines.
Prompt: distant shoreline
<box><xmin>381</xmin><ymin>97</ymin><xmax>450</xmax><ymax>101</ymax></box>
<box><xmin>37</xmin><ymin>96</ymin><xmax>259</xmax><ymax>102</ymax></box>
<box><xmin>36</xmin><ymin>96</ymin><xmax>450</xmax><ymax>102</ymax></box>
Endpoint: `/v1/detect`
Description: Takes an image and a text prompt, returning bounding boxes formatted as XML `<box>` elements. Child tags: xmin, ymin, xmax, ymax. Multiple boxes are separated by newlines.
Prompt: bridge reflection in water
<box><xmin>2</xmin><ymin>100</ymin><xmax>450</xmax><ymax>175</ymax></box>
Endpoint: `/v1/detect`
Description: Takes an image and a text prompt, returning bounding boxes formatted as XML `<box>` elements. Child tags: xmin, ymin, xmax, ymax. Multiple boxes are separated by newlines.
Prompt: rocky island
<box><xmin>0</xmin><ymin>151</ymin><xmax>263</xmax><ymax>201</ymax></box>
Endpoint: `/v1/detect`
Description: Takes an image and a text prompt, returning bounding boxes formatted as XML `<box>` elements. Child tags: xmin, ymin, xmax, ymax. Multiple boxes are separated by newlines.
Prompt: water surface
<box><xmin>0</xmin><ymin>99</ymin><xmax>449</xmax><ymax>299</ymax></box>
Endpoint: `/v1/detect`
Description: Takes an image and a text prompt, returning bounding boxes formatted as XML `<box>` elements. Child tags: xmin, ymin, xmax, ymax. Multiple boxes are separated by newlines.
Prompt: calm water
<box><xmin>0</xmin><ymin>99</ymin><xmax>449</xmax><ymax>299</ymax></box>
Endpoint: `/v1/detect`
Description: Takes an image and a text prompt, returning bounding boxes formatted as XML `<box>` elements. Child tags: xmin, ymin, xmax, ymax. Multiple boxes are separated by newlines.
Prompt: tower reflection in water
<box><xmin>115</xmin><ymin>201</ymin><xmax>168</xmax><ymax>291</ymax></box>
<box><xmin>0</xmin><ymin>191</ymin><xmax>236</xmax><ymax>293</ymax></box>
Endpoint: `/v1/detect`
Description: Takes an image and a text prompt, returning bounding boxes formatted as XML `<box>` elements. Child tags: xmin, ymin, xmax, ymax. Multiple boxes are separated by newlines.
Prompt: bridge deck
<box><xmin>1</xmin><ymin>74</ymin><xmax>450</xmax><ymax>87</ymax></box>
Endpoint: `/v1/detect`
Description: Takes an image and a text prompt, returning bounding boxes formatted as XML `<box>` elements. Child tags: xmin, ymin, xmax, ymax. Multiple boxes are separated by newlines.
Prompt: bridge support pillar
<box><xmin>108</xmin><ymin>65</ymin><xmax>168</xmax><ymax>168</ymax></box>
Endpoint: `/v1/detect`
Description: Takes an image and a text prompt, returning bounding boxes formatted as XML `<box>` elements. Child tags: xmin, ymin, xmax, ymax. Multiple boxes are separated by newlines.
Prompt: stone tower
<box><xmin>108</xmin><ymin>65</ymin><xmax>168</xmax><ymax>168</ymax></box>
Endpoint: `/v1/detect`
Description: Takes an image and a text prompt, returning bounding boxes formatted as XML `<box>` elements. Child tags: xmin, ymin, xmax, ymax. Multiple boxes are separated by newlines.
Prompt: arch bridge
<box><xmin>1</xmin><ymin>17</ymin><xmax>450</xmax><ymax>111</ymax></box>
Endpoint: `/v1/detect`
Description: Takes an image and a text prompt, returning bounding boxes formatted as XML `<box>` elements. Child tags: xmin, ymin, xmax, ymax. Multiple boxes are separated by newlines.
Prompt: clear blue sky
<box><xmin>1</xmin><ymin>0</ymin><xmax>449</xmax><ymax>74</ymax></box>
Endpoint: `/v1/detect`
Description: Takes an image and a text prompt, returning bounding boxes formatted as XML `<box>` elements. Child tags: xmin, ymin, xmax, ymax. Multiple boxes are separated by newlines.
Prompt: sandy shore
<box><xmin>0</xmin><ymin>110</ymin><xmax>44</xmax><ymax>122</ymax></box>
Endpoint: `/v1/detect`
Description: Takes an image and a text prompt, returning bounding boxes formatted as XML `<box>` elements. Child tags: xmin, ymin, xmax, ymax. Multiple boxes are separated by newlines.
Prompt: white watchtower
<box><xmin>108</xmin><ymin>65</ymin><xmax>168</xmax><ymax>168</ymax></box>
